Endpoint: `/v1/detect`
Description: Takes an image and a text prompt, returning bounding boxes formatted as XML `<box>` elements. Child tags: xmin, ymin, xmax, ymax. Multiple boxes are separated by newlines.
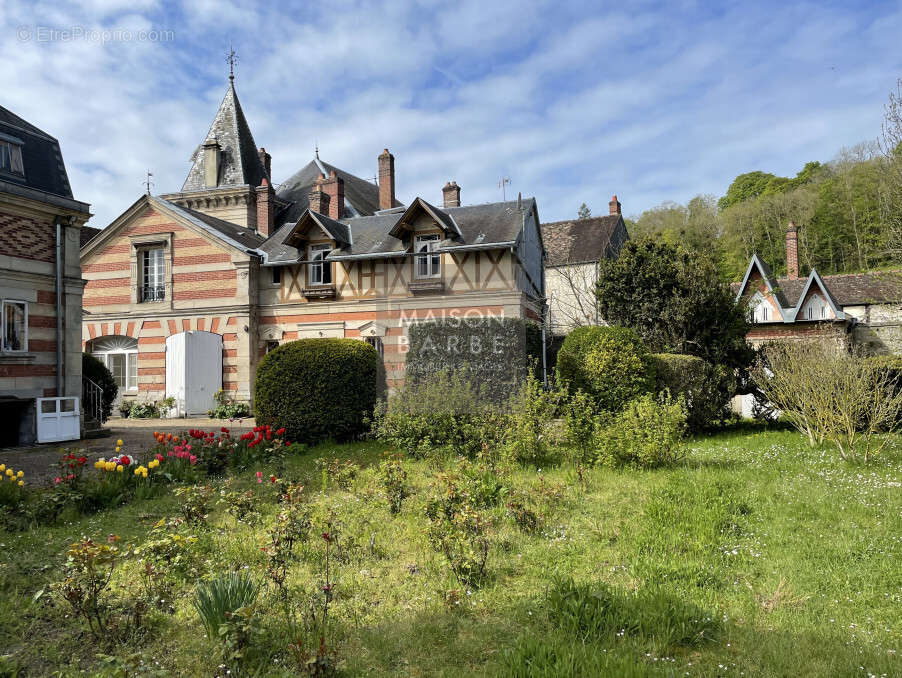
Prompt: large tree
<box><xmin>595</xmin><ymin>238</ymin><xmax>753</xmax><ymax>372</ymax></box>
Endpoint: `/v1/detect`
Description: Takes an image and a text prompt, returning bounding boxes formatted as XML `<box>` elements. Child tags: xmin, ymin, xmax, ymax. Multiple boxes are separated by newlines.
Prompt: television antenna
<box><xmin>498</xmin><ymin>176</ymin><xmax>511</xmax><ymax>201</ymax></box>
<box><xmin>144</xmin><ymin>170</ymin><xmax>154</xmax><ymax>195</ymax></box>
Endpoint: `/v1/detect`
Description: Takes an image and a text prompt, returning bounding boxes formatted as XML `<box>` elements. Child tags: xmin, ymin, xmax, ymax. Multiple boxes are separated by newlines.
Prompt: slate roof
<box><xmin>80</xmin><ymin>226</ymin><xmax>102</xmax><ymax>247</ymax></box>
<box><xmin>275</xmin><ymin>157</ymin><xmax>404</xmax><ymax>225</ymax></box>
<box><xmin>181</xmin><ymin>82</ymin><xmax>269</xmax><ymax>192</ymax></box>
<box><xmin>0</xmin><ymin>104</ymin><xmax>87</xmax><ymax>209</ymax></box>
<box><xmin>733</xmin><ymin>259</ymin><xmax>902</xmax><ymax>308</ymax></box>
<box><xmin>541</xmin><ymin>215</ymin><xmax>622</xmax><ymax>266</ymax></box>
<box><xmin>259</xmin><ymin>198</ymin><xmax>533</xmax><ymax>265</ymax></box>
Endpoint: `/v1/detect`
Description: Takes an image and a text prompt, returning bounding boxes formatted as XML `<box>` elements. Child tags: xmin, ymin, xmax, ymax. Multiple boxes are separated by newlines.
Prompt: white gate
<box><xmin>165</xmin><ymin>331</ymin><xmax>223</xmax><ymax>417</ymax></box>
<box><xmin>36</xmin><ymin>397</ymin><xmax>81</xmax><ymax>443</ymax></box>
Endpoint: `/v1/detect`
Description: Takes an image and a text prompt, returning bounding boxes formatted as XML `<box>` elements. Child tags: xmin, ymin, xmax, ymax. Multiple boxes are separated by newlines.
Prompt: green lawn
<box><xmin>2</xmin><ymin>427</ymin><xmax>901</xmax><ymax>677</ymax></box>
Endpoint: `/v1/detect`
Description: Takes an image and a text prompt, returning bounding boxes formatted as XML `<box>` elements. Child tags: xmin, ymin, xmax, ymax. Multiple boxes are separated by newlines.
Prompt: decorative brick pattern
<box><xmin>0</xmin><ymin>213</ymin><xmax>55</xmax><ymax>263</ymax></box>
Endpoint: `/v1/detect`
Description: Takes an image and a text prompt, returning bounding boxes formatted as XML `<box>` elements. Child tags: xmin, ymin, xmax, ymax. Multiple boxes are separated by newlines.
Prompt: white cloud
<box><xmin>0</xmin><ymin>0</ymin><xmax>899</xmax><ymax>229</ymax></box>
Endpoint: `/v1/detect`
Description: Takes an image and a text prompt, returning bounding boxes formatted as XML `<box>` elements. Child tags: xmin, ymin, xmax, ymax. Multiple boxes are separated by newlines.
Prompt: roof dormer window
<box><xmin>0</xmin><ymin>135</ymin><xmax>25</xmax><ymax>176</ymax></box>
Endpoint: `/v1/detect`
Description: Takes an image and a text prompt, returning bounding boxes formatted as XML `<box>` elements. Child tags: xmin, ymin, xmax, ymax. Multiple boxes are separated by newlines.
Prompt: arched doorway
<box><xmin>87</xmin><ymin>335</ymin><xmax>138</xmax><ymax>410</ymax></box>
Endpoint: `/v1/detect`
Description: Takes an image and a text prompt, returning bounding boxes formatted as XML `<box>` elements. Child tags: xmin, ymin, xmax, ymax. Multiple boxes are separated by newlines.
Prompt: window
<box><xmin>749</xmin><ymin>292</ymin><xmax>772</xmax><ymax>323</ymax></box>
<box><xmin>309</xmin><ymin>244</ymin><xmax>332</xmax><ymax>285</ymax></box>
<box><xmin>415</xmin><ymin>234</ymin><xmax>441</xmax><ymax>278</ymax></box>
<box><xmin>803</xmin><ymin>294</ymin><xmax>830</xmax><ymax>321</ymax></box>
<box><xmin>0</xmin><ymin>139</ymin><xmax>24</xmax><ymax>176</ymax></box>
<box><xmin>271</xmin><ymin>267</ymin><xmax>282</xmax><ymax>285</ymax></box>
<box><xmin>89</xmin><ymin>336</ymin><xmax>138</xmax><ymax>391</ymax></box>
<box><xmin>1</xmin><ymin>300</ymin><xmax>27</xmax><ymax>351</ymax></box>
<box><xmin>364</xmin><ymin>336</ymin><xmax>384</xmax><ymax>357</ymax></box>
<box><xmin>265</xmin><ymin>340</ymin><xmax>280</xmax><ymax>354</ymax></box>
<box><xmin>140</xmin><ymin>248</ymin><xmax>165</xmax><ymax>302</ymax></box>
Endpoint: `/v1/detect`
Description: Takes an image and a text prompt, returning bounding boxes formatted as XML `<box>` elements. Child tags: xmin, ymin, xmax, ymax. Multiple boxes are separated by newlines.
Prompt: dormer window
<box><xmin>415</xmin><ymin>234</ymin><xmax>441</xmax><ymax>278</ymax></box>
<box><xmin>0</xmin><ymin>136</ymin><xmax>24</xmax><ymax>176</ymax></box>
<box><xmin>309</xmin><ymin>244</ymin><xmax>332</xmax><ymax>286</ymax></box>
<box><xmin>803</xmin><ymin>293</ymin><xmax>830</xmax><ymax>320</ymax></box>
<box><xmin>750</xmin><ymin>291</ymin><xmax>772</xmax><ymax>323</ymax></box>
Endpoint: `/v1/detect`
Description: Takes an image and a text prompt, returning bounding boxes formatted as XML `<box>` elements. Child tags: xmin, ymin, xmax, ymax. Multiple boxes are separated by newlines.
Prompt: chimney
<box><xmin>378</xmin><ymin>148</ymin><xmax>395</xmax><ymax>210</ymax></box>
<box><xmin>608</xmin><ymin>194</ymin><xmax>621</xmax><ymax>216</ymax></box>
<box><xmin>203</xmin><ymin>135</ymin><xmax>220</xmax><ymax>188</ymax></box>
<box><xmin>442</xmin><ymin>181</ymin><xmax>461</xmax><ymax>208</ymax></box>
<box><xmin>786</xmin><ymin>221</ymin><xmax>799</xmax><ymax>279</ymax></box>
<box><xmin>255</xmin><ymin>178</ymin><xmax>274</xmax><ymax>237</ymax></box>
<box><xmin>322</xmin><ymin>169</ymin><xmax>345</xmax><ymax>220</ymax></box>
<box><xmin>258</xmin><ymin>147</ymin><xmax>271</xmax><ymax>179</ymax></box>
<box><xmin>308</xmin><ymin>174</ymin><xmax>331</xmax><ymax>215</ymax></box>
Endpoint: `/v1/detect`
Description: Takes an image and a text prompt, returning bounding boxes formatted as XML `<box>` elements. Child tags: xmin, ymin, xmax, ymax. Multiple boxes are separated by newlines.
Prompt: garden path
<box><xmin>0</xmin><ymin>417</ymin><xmax>256</xmax><ymax>486</ymax></box>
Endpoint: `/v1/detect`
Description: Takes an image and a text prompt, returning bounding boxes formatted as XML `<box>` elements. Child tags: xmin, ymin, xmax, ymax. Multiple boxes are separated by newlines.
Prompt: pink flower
<box><xmin>155</xmin><ymin>453</ymin><xmax>163</xmax><ymax>462</ymax></box>
<box><xmin>186</xmin><ymin>444</ymin><xmax>192</xmax><ymax>451</ymax></box>
<box><xmin>54</xmin><ymin>477</ymin><xmax>61</xmax><ymax>485</ymax></box>
<box><xmin>189</xmin><ymin>455</ymin><xmax>197</xmax><ymax>465</ymax></box>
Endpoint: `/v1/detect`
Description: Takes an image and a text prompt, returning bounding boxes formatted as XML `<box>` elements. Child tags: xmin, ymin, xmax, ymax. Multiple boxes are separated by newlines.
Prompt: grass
<box><xmin>1</xmin><ymin>427</ymin><xmax>901</xmax><ymax>676</ymax></box>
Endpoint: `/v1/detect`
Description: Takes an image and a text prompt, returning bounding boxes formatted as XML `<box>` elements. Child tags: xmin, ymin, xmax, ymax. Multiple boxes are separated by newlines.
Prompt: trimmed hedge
<box><xmin>556</xmin><ymin>325</ymin><xmax>655</xmax><ymax>412</ymax></box>
<box><xmin>82</xmin><ymin>353</ymin><xmax>117</xmax><ymax>423</ymax></box>
<box><xmin>406</xmin><ymin>317</ymin><xmax>543</xmax><ymax>403</ymax></box>
<box><xmin>254</xmin><ymin>338</ymin><xmax>382</xmax><ymax>444</ymax></box>
<box><xmin>651</xmin><ymin>353</ymin><xmax>736</xmax><ymax>432</ymax></box>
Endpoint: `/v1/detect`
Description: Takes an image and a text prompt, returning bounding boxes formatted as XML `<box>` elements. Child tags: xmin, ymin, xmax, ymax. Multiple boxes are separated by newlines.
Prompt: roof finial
<box><xmin>144</xmin><ymin>170</ymin><xmax>154</xmax><ymax>196</ymax></box>
<box><xmin>226</xmin><ymin>42</ymin><xmax>238</xmax><ymax>83</ymax></box>
<box><xmin>315</xmin><ymin>140</ymin><xmax>319</xmax><ymax>159</ymax></box>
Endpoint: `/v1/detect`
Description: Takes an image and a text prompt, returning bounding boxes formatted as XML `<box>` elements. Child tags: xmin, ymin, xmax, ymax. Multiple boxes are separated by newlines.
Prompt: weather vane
<box><xmin>144</xmin><ymin>170</ymin><xmax>154</xmax><ymax>195</ymax></box>
<box><xmin>498</xmin><ymin>176</ymin><xmax>511</xmax><ymax>201</ymax></box>
<box><xmin>227</xmin><ymin>42</ymin><xmax>239</xmax><ymax>82</ymax></box>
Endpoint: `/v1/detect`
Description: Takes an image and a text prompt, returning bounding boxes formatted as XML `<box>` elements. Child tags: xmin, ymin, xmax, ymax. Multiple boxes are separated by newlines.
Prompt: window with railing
<box><xmin>139</xmin><ymin>248</ymin><xmax>165</xmax><ymax>302</ymax></box>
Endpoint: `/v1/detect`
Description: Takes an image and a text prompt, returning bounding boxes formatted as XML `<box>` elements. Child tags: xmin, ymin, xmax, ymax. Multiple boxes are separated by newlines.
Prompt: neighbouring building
<box><xmin>80</xmin><ymin>76</ymin><xmax>545</xmax><ymax>414</ymax></box>
<box><xmin>541</xmin><ymin>195</ymin><xmax>629</xmax><ymax>334</ymax></box>
<box><xmin>733</xmin><ymin>222</ymin><xmax>902</xmax><ymax>415</ymax></box>
<box><xmin>0</xmin><ymin>105</ymin><xmax>91</xmax><ymax>446</ymax></box>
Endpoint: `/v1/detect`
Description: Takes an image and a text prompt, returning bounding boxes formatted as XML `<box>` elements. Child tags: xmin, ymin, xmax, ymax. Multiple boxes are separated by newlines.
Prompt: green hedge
<box><xmin>82</xmin><ymin>353</ymin><xmax>117</xmax><ymax>423</ymax></box>
<box><xmin>255</xmin><ymin>338</ymin><xmax>382</xmax><ymax>444</ymax></box>
<box><xmin>406</xmin><ymin>317</ymin><xmax>543</xmax><ymax>403</ymax></box>
<box><xmin>651</xmin><ymin>353</ymin><xmax>736</xmax><ymax>432</ymax></box>
<box><xmin>556</xmin><ymin>325</ymin><xmax>655</xmax><ymax>411</ymax></box>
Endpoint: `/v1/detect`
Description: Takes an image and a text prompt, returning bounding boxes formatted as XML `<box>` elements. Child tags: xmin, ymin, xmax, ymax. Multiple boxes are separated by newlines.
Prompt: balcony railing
<box><xmin>138</xmin><ymin>285</ymin><xmax>165</xmax><ymax>303</ymax></box>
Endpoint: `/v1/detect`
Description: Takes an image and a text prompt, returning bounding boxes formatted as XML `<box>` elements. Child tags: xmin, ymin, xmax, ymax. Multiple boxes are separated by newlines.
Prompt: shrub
<box><xmin>503</xmin><ymin>375</ymin><xmax>562</xmax><ymax>465</ymax></box>
<box><xmin>562</xmin><ymin>390</ymin><xmax>597</xmax><ymax>465</ymax></box>
<box><xmin>651</xmin><ymin>353</ymin><xmax>736</xmax><ymax>432</ymax></box>
<box><xmin>194</xmin><ymin>572</ymin><xmax>258</xmax><ymax>639</ymax></box>
<box><xmin>207</xmin><ymin>389</ymin><xmax>252</xmax><ymax>419</ymax></box>
<box><xmin>754</xmin><ymin>341</ymin><xmax>902</xmax><ymax>462</ymax></box>
<box><xmin>867</xmin><ymin>355</ymin><xmax>902</xmax><ymax>429</ymax></box>
<box><xmin>406</xmin><ymin>317</ymin><xmax>543</xmax><ymax>403</ymax></box>
<box><xmin>127</xmin><ymin>398</ymin><xmax>175</xmax><ymax>419</ymax></box>
<box><xmin>82</xmin><ymin>353</ymin><xmax>117</xmax><ymax>423</ymax></box>
<box><xmin>255</xmin><ymin>338</ymin><xmax>381</xmax><ymax>444</ymax></box>
<box><xmin>377</xmin><ymin>452</ymin><xmax>410</xmax><ymax>514</ymax></box>
<box><xmin>370</xmin><ymin>370</ymin><xmax>506</xmax><ymax>458</ymax></box>
<box><xmin>596</xmin><ymin>393</ymin><xmax>687</xmax><ymax>468</ymax></box>
<box><xmin>119</xmin><ymin>400</ymin><xmax>135</xmax><ymax>418</ymax></box>
<box><xmin>556</xmin><ymin>326</ymin><xmax>655</xmax><ymax>411</ymax></box>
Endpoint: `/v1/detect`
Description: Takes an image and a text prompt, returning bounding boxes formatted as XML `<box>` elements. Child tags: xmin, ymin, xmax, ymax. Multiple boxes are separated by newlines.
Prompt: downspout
<box><xmin>54</xmin><ymin>217</ymin><xmax>65</xmax><ymax>397</ymax></box>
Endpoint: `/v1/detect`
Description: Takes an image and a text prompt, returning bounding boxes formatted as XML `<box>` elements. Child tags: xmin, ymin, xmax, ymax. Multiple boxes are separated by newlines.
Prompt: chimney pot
<box><xmin>608</xmin><ymin>194</ymin><xmax>622</xmax><ymax>216</ymax></box>
<box><xmin>378</xmin><ymin>148</ymin><xmax>396</xmax><ymax>210</ymax></box>
<box><xmin>442</xmin><ymin>180</ymin><xmax>461</xmax><ymax>208</ymax></box>
<box><xmin>308</xmin><ymin>185</ymin><xmax>331</xmax><ymax>216</ymax></box>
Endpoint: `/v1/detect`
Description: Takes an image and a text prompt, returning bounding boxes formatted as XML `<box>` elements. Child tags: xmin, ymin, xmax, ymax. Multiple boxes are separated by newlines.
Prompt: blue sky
<box><xmin>1</xmin><ymin>0</ymin><xmax>900</xmax><ymax>228</ymax></box>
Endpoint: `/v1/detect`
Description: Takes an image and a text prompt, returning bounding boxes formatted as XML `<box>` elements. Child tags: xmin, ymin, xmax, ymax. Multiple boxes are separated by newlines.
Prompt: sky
<box><xmin>1</xmin><ymin>0</ymin><xmax>901</xmax><ymax>229</ymax></box>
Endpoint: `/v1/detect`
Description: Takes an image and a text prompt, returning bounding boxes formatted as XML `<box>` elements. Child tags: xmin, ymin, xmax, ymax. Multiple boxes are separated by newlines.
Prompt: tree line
<box><xmin>618</xmin><ymin>80</ymin><xmax>902</xmax><ymax>281</ymax></box>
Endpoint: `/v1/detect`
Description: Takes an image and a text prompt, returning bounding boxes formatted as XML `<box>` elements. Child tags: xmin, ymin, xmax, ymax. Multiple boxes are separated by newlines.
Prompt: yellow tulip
<box><xmin>116</xmin><ymin>465</ymin><xmax>124</xmax><ymax>473</ymax></box>
<box><xmin>4</xmin><ymin>469</ymin><xmax>12</xmax><ymax>477</ymax></box>
<box><xmin>115</xmin><ymin>446</ymin><xmax>121</xmax><ymax>453</ymax></box>
<box><xmin>16</xmin><ymin>471</ymin><xmax>23</xmax><ymax>479</ymax></box>
<box><xmin>0</xmin><ymin>464</ymin><xmax>5</xmax><ymax>471</ymax></box>
<box><xmin>17</xmin><ymin>480</ymin><xmax>23</xmax><ymax>487</ymax></box>
<box><xmin>117</xmin><ymin>439</ymin><xmax>124</xmax><ymax>446</ymax></box>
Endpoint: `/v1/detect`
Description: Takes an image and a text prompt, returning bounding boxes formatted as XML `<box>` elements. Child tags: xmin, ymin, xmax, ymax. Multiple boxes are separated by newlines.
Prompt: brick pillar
<box><xmin>378</xmin><ymin>148</ymin><xmax>395</xmax><ymax>210</ymax></box>
<box><xmin>786</xmin><ymin>221</ymin><xmax>799</xmax><ymax>279</ymax></box>
<box><xmin>442</xmin><ymin>181</ymin><xmax>461</xmax><ymax>208</ymax></box>
<box><xmin>322</xmin><ymin>170</ymin><xmax>344</xmax><ymax>220</ymax></box>
<box><xmin>308</xmin><ymin>175</ymin><xmax>331</xmax><ymax>215</ymax></box>
<box><xmin>609</xmin><ymin>194</ymin><xmax>621</xmax><ymax>216</ymax></box>
<box><xmin>255</xmin><ymin>178</ymin><xmax>274</xmax><ymax>237</ymax></box>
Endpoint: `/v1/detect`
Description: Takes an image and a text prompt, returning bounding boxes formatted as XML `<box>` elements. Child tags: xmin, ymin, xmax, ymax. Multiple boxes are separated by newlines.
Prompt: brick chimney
<box><xmin>255</xmin><ymin>178</ymin><xmax>274</xmax><ymax>237</ymax></box>
<box><xmin>609</xmin><ymin>194</ymin><xmax>621</xmax><ymax>216</ymax></box>
<box><xmin>258</xmin><ymin>147</ymin><xmax>271</xmax><ymax>179</ymax></box>
<box><xmin>203</xmin><ymin>135</ymin><xmax>220</xmax><ymax>188</ymax></box>
<box><xmin>786</xmin><ymin>221</ymin><xmax>799</xmax><ymax>279</ymax></box>
<box><xmin>308</xmin><ymin>174</ymin><xmax>331</xmax><ymax>215</ymax></box>
<box><xmin>322</xmin><ymin>170</ymin><xmax>344</xmax><ymax>220</ymax></box>
<box><xmin>442</xmin><ymin>181</ymin><xmax>461</xmax><ymax>208</ymax></box>
<box><xmin>378</xmin><ymin>148</ymin><xmax>395</xmax><ymax>210</ymax></box>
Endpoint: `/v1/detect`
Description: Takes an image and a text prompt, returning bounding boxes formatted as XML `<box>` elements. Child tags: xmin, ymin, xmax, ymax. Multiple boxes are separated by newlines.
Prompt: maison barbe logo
<box><xmin>17</xmin><ymin>26</ymin><xmax>175</xmax><ymax>44</ymax></box>
<box><xmin>395</xmin><ymin>308</ymin><xmax>508</xmax><ymax>354</ymax></box>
